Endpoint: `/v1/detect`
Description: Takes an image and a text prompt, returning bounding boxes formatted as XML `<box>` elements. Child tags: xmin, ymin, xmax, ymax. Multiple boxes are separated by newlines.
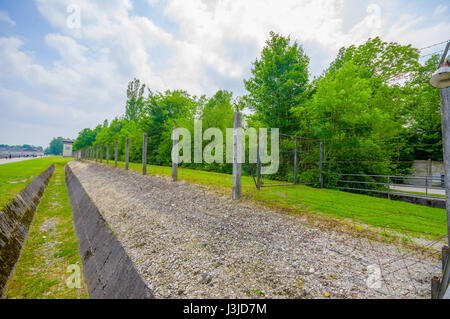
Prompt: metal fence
<box><xmin>331</xmin><ymin>173</ymin><xmax>446</xmax><ymax>200</ymax></box>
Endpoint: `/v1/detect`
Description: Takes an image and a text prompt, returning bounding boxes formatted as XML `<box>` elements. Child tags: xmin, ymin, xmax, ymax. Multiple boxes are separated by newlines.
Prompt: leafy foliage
<box><xmin>72</xmin><ymin>33</ymin><xmax>442</xmax><ymax>182</ymax></box>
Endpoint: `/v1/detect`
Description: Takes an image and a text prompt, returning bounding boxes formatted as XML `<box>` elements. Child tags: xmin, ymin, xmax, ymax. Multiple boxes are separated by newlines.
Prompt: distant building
<box><xmin>0</xmin><ymin>147</ymin><xmax>44</xmax><ymax>159</ymax></box>
<box><xmin>62</xmin><ymin>139</ymin><xmax>74</xmax><ymax>157</ymax></box>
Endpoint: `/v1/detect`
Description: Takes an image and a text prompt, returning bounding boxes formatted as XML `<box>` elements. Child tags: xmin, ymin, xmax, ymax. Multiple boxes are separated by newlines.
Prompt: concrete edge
<box><xmin>65</xmin><ymin>162</ymin><xmax>154</xmax><ymax>299</ymax></box>
<box><xmin>0</xmin><ymin>163</ymin><xmax>55</xmax><ymax>297</ymax></box>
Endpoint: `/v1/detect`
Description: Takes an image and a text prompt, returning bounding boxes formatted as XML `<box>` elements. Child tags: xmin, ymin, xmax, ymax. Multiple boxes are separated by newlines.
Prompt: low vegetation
<box><xmin>107</xmin><ymin>160</ymin><xmax>447</xmax><ymax>240</ymax></box>
<box><xmin>5</xmin><ymin>158</ymin><xmax>88</xmax><ymax>299</ymax></box>
<box><xmin>0</xmin><ymin>156</ymin><xmax>63</xmax><ymax>210</ymax></box>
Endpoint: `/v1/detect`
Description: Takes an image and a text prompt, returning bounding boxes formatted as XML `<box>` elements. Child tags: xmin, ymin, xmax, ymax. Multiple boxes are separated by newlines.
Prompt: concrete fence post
<box><xmin>125</xmin><ymin>137</ymin><xmax>129</xmax><ymax>170</ymax></box>
<box><xmin>256</xmin><ymin>130</ymin><xmax>262</xmax><ymax>190</ymax></box>
<box><xmin>293</xmin><ymin>136</ymin><xmax>298</xmax><ymax>185</ymax></box>
<box><xmin>319</xmin><ymin>141</ymin><xmax>324</xmax><ymax>188</ymax></box>
<box><xmin>106</xmin><ymin>143</ymin><xmax>109</xmax><ymax>165</ymax></box>
<box><xmin>100</xmin><ymin>144</ymin><xmax>103</xmax><ymax>163</ymax></box>
<box><xmin>142</xmin><ymin>133</ymin><xmax>147</xmax><ymax>175</ymax></box>
<box><xmin>172</xmin><ymin>126</ymin><xmax>178</xmax><ymax>182</ymax></box>
<box><xmin>232</xmin><ymin>112</ymin><xmax>242</xmax><ymax>200</ymax></box>
<box><xmin>114</xmin><ymin>140</ymin><xmax>118</xmax><ymax>168</ymax></box>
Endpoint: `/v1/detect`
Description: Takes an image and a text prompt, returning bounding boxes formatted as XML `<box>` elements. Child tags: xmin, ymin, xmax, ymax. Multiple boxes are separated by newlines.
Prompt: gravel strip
<box><xmin>68</xmin><ymin>161</ymin><xmax>440</xmax><ymax>299</ymax></box>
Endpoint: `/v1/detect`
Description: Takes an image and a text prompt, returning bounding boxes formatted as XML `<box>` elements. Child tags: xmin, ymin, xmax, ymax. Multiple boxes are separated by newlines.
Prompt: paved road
<box><xmin>391</xmin><ymin>185</ymin><xmax>446</xmax><ymax>196</ymax></box>
<box><xmin>0</xmin><ymin>157</ymin><xmax>42</xmax><ymax>165</ymax></box>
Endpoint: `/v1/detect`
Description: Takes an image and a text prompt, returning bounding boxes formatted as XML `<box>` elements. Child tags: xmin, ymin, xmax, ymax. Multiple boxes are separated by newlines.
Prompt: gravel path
<box><xmin>68</xmin><ymin>161</ymin><xmax>440</xmax><ymax>299</ymax></box>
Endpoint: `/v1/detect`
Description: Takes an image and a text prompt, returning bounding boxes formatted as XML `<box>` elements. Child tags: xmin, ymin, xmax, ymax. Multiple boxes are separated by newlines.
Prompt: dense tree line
<box><xmin>44</xmin><ymin>137</ymin><xmax>65</xmax><ymax>155</ymax></box>
<box><xmin>73</xmin><ymin>33</ymin><xmax>442</xmax><ymax>184</ymax></box>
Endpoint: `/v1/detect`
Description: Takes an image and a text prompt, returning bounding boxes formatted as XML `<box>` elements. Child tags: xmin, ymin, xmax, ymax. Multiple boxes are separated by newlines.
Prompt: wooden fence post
<box><xmin>114</xmin><ymin>140</ymin><xmax>118</xmax><ymax>167</ymax></box>
<box><xmin>142</xmin><ymin>133</ymin><xmax>147</xmax><ymax>175</ymax></box>
<box><xmin>232</xmin><ymin>112</ymin><xmax>242</xmax><ymax>200</ymax></box>
<box><xmin>172</xmin><ymin>126</ymin><xmax>178</xmax><ymax>182</ymax></box>
<box><xmin>100</xmin><ymin>144</ymin><xmax>103</xmax><ymax>163</ymax></box>
<box><xmin>125</xmin><ymin>137</ymin><xmax>129</xmax><ymax>170</ymax></box>
<box><xmin>106</xmin><ymin>143</ymin><xmax>109</xmax><ymax>165</ymax></box>
<box><xmin>431</xmin><ymin>276</ymin><xmax>440</xmax><ymax>299</ymax></box>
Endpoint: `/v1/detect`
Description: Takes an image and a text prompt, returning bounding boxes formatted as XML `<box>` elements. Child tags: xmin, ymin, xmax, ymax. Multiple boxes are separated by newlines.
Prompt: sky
<box><xmin>0</xmin><ymin>0</ymin><xmax>449</xmax><ymax>149</ymax></box>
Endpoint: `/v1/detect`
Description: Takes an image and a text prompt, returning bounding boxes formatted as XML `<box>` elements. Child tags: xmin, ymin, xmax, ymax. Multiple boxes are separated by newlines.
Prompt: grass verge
<box><xmin>0</xmin><ymin>156</ymin><xmax>64</xmax><ymax>210</ymax></box>
<box><xmin>5</xmin><ymin>158</ymin><xmax>88</xmax><ymax>299</ymax></box>
<box><xmin>98</xmin><ymin>159</ymin><xmax>447</xmax><ymax>241</ymax></box>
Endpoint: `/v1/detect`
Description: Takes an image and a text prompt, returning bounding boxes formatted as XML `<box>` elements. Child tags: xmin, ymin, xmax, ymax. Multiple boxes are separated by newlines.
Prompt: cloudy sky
<box><xmin>0</xmin><ymin>0</ymin><xmax>449</xmax><ymax>148</ymax></box>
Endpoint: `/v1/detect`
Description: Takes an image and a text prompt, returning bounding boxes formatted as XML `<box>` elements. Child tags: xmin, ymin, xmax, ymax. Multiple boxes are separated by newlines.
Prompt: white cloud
<box><xmin>1</xmin><ymin>0</ymin><xmax>449</xmax><ymax>147</ymax></box>
<box><xmin>434</xmin><ymin>4</ymin><xmax>447</xmax><ymax>16</ymax></box>
<box><xmin>0</xmin><ymin>10</ymin><xmax>15</xmax><ymax>26</ymax></box>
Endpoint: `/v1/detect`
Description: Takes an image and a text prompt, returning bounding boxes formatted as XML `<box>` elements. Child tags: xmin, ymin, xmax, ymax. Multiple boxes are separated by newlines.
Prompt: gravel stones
<box><xmin>68</xmin><ymin>161</ymin><xmax>440</xmax><ymax>299</ymax></box>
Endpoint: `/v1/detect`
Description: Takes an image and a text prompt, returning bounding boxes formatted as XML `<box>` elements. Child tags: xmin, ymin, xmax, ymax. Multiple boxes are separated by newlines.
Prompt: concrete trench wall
<box><xmin>65</xmin><ymin>164</ymin><xmax>153</xmax><ymax>299</ymax></box>
<box><xmin>0</xmin><ymin>164</ymin><xmax>55</xmax><ymax>297</ymax></box>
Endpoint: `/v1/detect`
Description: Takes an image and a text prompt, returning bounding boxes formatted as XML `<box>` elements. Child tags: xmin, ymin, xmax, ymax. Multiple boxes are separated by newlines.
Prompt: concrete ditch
<box><xmin>65</xmin><ymin>163</ymin><xmax>153</xmax><ymax>299</ymax></box>
<box><xmin>0</xmin><ymin>164</ymin><xmax>55</xmax><ymax>297</ymax></box>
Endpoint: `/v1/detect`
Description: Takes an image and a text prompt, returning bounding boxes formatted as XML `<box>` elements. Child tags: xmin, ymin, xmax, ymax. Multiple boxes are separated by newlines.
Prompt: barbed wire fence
<box><xmin>71</xmin><ymin>39</ymin><xmax>450</xmax><ymax>299</ymax></box>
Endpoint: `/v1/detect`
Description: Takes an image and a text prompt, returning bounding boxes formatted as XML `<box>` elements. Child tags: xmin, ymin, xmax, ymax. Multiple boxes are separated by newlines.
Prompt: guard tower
<box><xmin>62</xmin><ymin>138</ymin><xmax>74</xmax><ymax>157</ymax></box>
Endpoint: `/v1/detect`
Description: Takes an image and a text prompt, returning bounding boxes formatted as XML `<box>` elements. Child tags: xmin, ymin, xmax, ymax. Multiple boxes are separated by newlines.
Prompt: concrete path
<box><xmin>0</xmin><ymin>157</ymin><xmax>43</xmax><ymax>165</ymax></box>
<box><xmin>391</xmin><ymin>185</ymin><xmax>446</xmax><ymax>196</ymax></box>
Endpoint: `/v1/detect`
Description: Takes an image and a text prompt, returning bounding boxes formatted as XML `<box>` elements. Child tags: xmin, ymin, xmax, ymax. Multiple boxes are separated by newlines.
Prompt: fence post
<box><xmin>319</xmin><ymin>141</ymin><xmax>324</xmax><ymax>188</ymax></box>
<box><xmin>387</xmin><ymin>176</ymin><xmax>391</xmax><ymax>200</ymax></box>
<box><xmin>114</xmin><ymin>140</ymin><xmax>118</xmax><ymax>167</ymax></box>
<box><xmin>443</xmin><ymin>245</ymin><xmax>449</xmax><ymax>272</ymax></box>
<box><xmin>172</xmin><ymin>126</ymin><xmax>178</xmax><ymax>182</ymax></box>
<box><xmin>256</xmin><ymin>131</ymin><xmax>262</xmax><ymax>190</ymax></box>
<box><xmin>431</xmin><ymin>276</ymin><xmax>440</xmax><ymax>299</ymax></box>
<box><xmin>125</xmin><ymin>137</ymin><xmax>129</xmax><ymax>170</ymax></box>
<box><xmin>232</xmin><ymin>112</ymin><xmax>242</xmax><ymax>200</ymax></box>
<box><xmin>100</xmin><ymin>144</ymin><xmax>103</xmax><ymax>163</ymax></box>
<box><xmin>106</xmin><ymin>143</ymin><xmax>109</xmax><ymax>165</ymax></box>
<box><xmin>96</xmin><ymin>145</ymin><xmax>98</xmax><ymax>163</ymax></box>
<box><xmin>430</xmin><ymin>43</ymin><xmax>450</xmax><ymax>247</ymax></box>
<box><xmin>425</xmin><ymin>176</ymin><xmax>428</xmax><ymax>197</ymax></box>
<box><xmin>293</xmin><ymin>136</ymin><xmax>298</xmax><ymax>185</ymax></box>
<box><xmin>142</xmin><ymin>133</ymin><xmax>147</xmax><ymax>175</ymax></box>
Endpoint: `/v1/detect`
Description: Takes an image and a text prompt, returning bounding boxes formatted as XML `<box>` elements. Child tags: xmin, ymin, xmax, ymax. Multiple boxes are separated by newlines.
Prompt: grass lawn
<box><xmin>0</xmin><ymin>156</ymin><xmax>65</xmax><ymax>210</ymax></box>
<box><xmin>5</xmin><ymin>158</ymin><xmax>88</xmax><ymax>299</ymax></box>
<box><xmin>100</xmin><ymin>159</ymin><xmax>447</xmax><ymax>240</ymax></box>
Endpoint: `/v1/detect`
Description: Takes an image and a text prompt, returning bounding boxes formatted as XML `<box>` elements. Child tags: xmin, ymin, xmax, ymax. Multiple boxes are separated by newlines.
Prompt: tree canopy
<box><xmin>72</xmin><ymin>33</ymin><xmax>442</xmax><ymax>183</ymax></box>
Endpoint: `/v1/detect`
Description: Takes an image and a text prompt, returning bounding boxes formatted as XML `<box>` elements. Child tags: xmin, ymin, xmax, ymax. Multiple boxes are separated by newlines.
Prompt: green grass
<box><xmin>0</xmin><ymin>156</ymin><xmax>67</xmax><ymax>210</ymax></box>
<box><xmin>5</xmin><ymin>158</ymin><xmax>88</xmax><ymax>299</ymax></box>
<box><xmin>98</xmin><ymin>159</ymin><xmax>447</xmax><ymax>240</ymax></box>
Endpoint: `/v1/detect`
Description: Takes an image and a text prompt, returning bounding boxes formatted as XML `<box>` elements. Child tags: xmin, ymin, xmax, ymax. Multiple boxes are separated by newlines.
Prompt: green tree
<box><xmin>125</xmin><ymin>78</ymin><xmax>146</xmax><ymax>121</ymax></box>
<box><xmin>244</xmin><ymin>31</ymin><xmax>310</xmax><ymax>133</ymax></box>
<box><xmin>293</xmin><ymin>62</ymin><xmax>397</xmax><ymax>181</ymax></box>
<box><xmin>141</xmin><ymin>90</ymin><xmax>200</xmax><ymax>165</ymax></box>
<box><xmin>403</xmin><ymin>54</ymin><xmax>442</xmax><ymax>160</ymax></box>
<box><xmin>46</xmin><ymin>137</ymin><xmax>64</xmax><ymax>155</ymax></box>
<box><xmin>327</xmin><ymin>37</ymin><xmax>419</xmax><ymax>84</ymax></box>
